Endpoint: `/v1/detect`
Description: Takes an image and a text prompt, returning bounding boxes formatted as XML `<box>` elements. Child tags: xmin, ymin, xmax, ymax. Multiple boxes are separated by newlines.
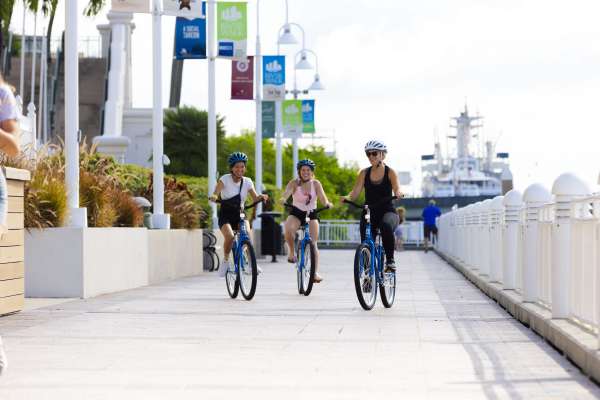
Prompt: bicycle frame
<box><xmin>361</xmin><ymin>207</ymin><xmax>384</xmax><ymax>285</ymax></box>
<box><xmin>231</xmin><ymin>209</ymin><xmax>251</xmax><ymax>273</ymax></box>
<box><xmin>297</xmin><ymin>215</ymin><xmax>313</xmax><ymax>275</ymax></box>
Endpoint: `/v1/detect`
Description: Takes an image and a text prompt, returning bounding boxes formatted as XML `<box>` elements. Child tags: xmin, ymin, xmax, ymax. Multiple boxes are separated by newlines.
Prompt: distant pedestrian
<box><xmin>394</xmin><ymin>207</ymin><xmax>405</xmax><ymax>251</ymax></box>
<box><xmin>422</xmin><ymin>199</ymin><xmax>441</xmax><ymax>253</ymax></box>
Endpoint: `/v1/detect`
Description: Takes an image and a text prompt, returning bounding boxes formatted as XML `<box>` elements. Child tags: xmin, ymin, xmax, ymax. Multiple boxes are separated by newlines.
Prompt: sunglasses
<box><xmin>366</xmin><ymin>151</ymin><xmax>379</xmax><ymax>157</ymax></box>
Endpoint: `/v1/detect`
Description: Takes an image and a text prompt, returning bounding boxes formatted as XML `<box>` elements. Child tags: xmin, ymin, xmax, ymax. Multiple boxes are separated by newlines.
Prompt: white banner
<box><xmin>111</xmin><ymin>0</ymin><xmax>151</xmax><ymax>13</ymax></box>
<box><xmin>163</xmin><ymin>0</ymin><xmax>205</xmax><ymax>18</ymax></box>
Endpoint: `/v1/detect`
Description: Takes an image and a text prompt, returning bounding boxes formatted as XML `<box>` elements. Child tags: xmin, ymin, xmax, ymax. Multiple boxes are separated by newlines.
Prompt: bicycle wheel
<box><xmin>238</xmin><ymin>240</ymin><xmax>258</xmax><ymax>300</ymax></box>
<box><xmin>203</xmin><ymin>250</ymin><xmax>214</xmax><ymax>272</ymax></box>
<box><xmin>301</xmin><ymin>240</ymin><xmax>316</xmax><ymax>296</ymax></box>
<box><xmin>225</xmin><ymin>256</ymin><xmax>239</xmax><ymax>299</ymax></box>
<box><xmin>354</xmin><ymin>244</ymin><xmax>377</xmax><ymax>310</ymax></box>
<box><xmin>296</xmin><ymin>239</ymin><xmax>303</xmax><ymax>294</ymax></box>
<box><xmin>211</xmin><ymin>249</ymin><xmax>220</xmax><ymax>272</ymax></box>
<box><xmin>379</xmin><ymin>247</ymin><xmax>396</xmax><ymax>308</ymax></box>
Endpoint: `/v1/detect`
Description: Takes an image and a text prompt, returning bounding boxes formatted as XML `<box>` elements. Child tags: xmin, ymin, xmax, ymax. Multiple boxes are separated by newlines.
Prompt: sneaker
<box><xmin>384</xmin><ymin>261</ymin><xmax>396</xmax><ymax>273</ymax></box>
<box><xmin>220</xmin><ymin>260</ymin><xmax>231</xmax><ymax>277</ymax></box>
<box><xmin>0</xmin><ymin>336</ymin><xmax>7</xmax><ymax>376</ymax></box>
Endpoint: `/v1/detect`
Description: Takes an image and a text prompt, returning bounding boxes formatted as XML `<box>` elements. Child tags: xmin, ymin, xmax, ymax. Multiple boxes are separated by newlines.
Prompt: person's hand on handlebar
<box><xmin>325</xmin><ymin>202</ymin><xmax>333</xmax><ymax>209</ymax></box>
<box><xmin>208</xmin><ymin>194</ymin><xmax>218</xmax><ymax>203</ymax></box>
<box><xmin>259</xmin><ymin>193</ymin><xmax>269</xmax><ymax>203</ymax></box>
<box><xmin>339</xmin><ymin>195</ymin><xmax>350</xmax><ymax>205</ymax></box>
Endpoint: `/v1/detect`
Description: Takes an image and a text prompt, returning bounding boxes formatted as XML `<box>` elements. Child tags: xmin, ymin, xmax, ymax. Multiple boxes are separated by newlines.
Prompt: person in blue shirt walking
<box><xmin>422</xmin><ymin>199</ymin><xmax>441</xmax><ymax>253</ymax></box>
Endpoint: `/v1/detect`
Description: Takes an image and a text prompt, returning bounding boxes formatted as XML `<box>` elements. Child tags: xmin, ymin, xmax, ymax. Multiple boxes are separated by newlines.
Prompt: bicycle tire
<box><xmin>296</xmin><ymin>239</ymin><xmax>303</xmax><ymax>294</ymax></box>
<box><xmin>238</xmin><ymin>240</ymin><xmax>258</xmax><ymax>300</ymax></box>
<box><xmin>379</xmin><ymin>248</ymin><xmax>396</xmax><ymax>308</ymax></box>
<box><xmin>354</xmin><ymin>244</ymin><xmax>377</xmax><ymax>310</ymax></box>
<box><xmin>302</xmin><ymin>240</ymin><xmax>316</xmax><ymax>296</ymax></box>
<box><xmin>225</xmin><ymin>250</ymin><xmax>239</xmax><ymax>298</ymax></box>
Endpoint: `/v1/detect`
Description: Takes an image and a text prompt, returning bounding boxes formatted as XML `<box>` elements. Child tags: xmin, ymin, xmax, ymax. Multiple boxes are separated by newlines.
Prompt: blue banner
<box><xmin>174</xmin><ymin>5</ymin><xmax>206</xmax><ymax>60</ymax></box>
<box><xmin>302</xmin><ymin>100</ymin><xmax>315</xmax><ymax>133</ymax></box>
<box><xmin>262</xmin><ymin>55</ymin><xmax>285</xmax><ymax>101</ymax></box>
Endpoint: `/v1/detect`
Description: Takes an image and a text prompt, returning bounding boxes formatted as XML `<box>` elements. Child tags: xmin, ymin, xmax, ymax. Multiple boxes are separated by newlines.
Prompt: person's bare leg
<box><xmin>221</xmin><ymin>224</ymin><xmax>235</xmax><ymax>260</ymax></box>
<box><xmin>284</xmin><ymin>216</ymin><xmax>300</xmax><ymax>262</ymax></box>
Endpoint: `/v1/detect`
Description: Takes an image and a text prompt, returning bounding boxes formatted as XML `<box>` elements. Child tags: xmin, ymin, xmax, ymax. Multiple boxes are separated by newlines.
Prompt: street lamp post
<box><xmin>207</xmin><ymin>0</ymin><xmax>217</xmax><ymax>229</ymax></box>
<box><xmin>254</xmin><ymin>0</ymin><xmax>263</xmax><ymax>218</ymax></box>
<box><xmin>65</xmin><ymin>0</ymin><xmax>87</xmax><ymax>227</ymax></box>
<box><xmin>288</xmin><ymin>48</ymin><xmax>324</xmax><ymax>179</ymax></box>
<box><xmin>150</xmin><ymin>0</ymin><xmax>170</xmax><ymax>229</ymax></box>
<box><xmin>276</xmin><ymin>21</ymin><xmax>308</xmax><ymax>187</ymax></box>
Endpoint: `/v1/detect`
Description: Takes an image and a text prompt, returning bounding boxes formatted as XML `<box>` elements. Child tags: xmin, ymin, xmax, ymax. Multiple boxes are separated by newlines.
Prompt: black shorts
<box><xmin>289</xmin><ymin>206</ymin><xmax>319</xmax><ymax>224</ymax></box>
<box><xmin>218</xmin><ymin>207</ymin><xmax>241</xmax><ymax>230</ymax></box>
<box><xmin>424</xmin><ymin>225</ymin><xmax>438</xmax><ymax>238</ymax></box>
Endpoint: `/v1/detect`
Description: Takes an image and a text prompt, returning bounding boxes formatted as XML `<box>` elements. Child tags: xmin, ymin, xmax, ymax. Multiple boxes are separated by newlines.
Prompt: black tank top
<box><xmin>364</xmin><ymin>165</ymin><xmax>394</xmax><ymax>214</ymax></box>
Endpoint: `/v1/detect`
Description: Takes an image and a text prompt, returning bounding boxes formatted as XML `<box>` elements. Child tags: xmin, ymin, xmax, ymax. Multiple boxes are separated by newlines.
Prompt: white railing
<box><xmin>318</xmin><ymin>220</ymin><xmax>424</xmax><ymax>246</ymax></box>
<box><xmin>436</xmin><ymin>173</ymin><xmax>600</xmax><ymax>346</ymax></box>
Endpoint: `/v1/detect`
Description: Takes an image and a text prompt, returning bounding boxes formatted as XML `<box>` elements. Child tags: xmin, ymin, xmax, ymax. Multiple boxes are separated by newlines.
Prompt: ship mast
<box><xmin>449</xmin><ymin>105</ymin><xmax>482</xmax><ymax>159</ymax></box>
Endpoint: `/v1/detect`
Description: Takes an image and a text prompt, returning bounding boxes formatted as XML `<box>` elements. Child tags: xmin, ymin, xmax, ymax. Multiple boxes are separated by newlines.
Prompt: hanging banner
<box><xmin>111</xmin><ymin>0</ymin><xmax>150</xmax><ymax>13</ymax></box>
<box><xmin>174</xmin><ymin>15</ymin><xmax>206</xmax><ymax>59</ymax></box>
<box><xmin>262</xmin><ymin>55</ymin><xmax>285</xmax><ymax>101</ymax></box>
<box><xmin>282</xmin><ymin>100</ymin><xmax>303</xmax><ymax>138</ymax></box>
<box><xmin>231</xmin><ymin>56</ymin><xmax>253</xmax><ymax>100</ymax></box>
<box><xmin>302</xmin><ymin>100</ymin><xmax>315</xmax><ymax>133</ymax></box>
<box><xmin>262</xmin><ymin>101</ymin><xmax>275</xmax><ymax>138</ymax></box>
<box><xmin>217</xmin><ymin>2</ymin><xmax>247</xmax><ymax>59</ymax></box>
<box><xmin>163</xmin><ymin>0</ymin><xmax>204</xmax><ymax>18</ymax></box>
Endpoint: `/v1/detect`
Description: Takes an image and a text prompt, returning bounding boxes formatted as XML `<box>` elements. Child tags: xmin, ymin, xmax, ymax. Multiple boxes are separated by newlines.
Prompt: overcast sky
<box><xmin>10</xmin><ymin>1</ymin><xmax>600</xmax><ymax>195</ymax></box>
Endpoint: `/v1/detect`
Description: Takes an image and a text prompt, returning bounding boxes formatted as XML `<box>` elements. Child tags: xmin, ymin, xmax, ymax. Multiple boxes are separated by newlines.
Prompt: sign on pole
<box><xmin>262</xmin><ymin>101</ymin><xmax>275</xmax><ymax>138</ymax></box>
<box><xmin>302</xmin><ymin>100</ymin><xmax>315</xmax><ymax>133</ymax></box>
<box><xmin>231</xmin><ymin>56</ymin><xmax>253</xmax><ymax>100</ymax></box>
<box><xmin>174</xmin><ymin>15</ymin><xmax>206</xmax><ymax>59</ymax></box>
<box><xmin>163</xmin><ymin>0</ymin><xmax>205</xmax><ymax>18</ymax></box>
<box><xmin>217</xmin><ymin>2</ymin><xmax>247</xmax><ymax>59</ymax></box>
<box><xmin>282</xmin><ymin>99</ymin><xmax>302</xmax><ymax>138</ymax></box>
<box><xmin>111</xmin><ymin>0</ymin><xmax>150</xmax><ymax>13</ymax></box>
<box><xmin>262</xmin><ymin>55</ymin><xmax>285</xmax><ymax>101</ymax></box>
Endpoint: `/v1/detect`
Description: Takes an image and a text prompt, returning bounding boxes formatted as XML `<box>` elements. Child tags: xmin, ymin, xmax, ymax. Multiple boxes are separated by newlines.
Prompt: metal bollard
<box><xmin>489</xmin><ymin>196</ymin><xmax>504</xmax><ymax>283</ymax></box>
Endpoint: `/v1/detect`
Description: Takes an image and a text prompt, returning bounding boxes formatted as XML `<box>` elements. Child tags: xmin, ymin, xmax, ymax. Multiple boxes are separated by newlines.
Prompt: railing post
<box><xmin>490</xmin><ymin>196</ymin><xmax>504</xmax><ymax>283</ymax></box>
<box><xmin>522</xmin><ymin>184</ymin><xmax>552</xmax><ymax>302</ymax></box>
<box><xmin>502</xmin><ymin>190</ymin><xmax>523</xmax><ymax>289</ymax></box>
<box><xmin>480</xmin><ymin>200</ymin><xmax>492</xmax><ymax>277</ymax></box>
<box><xmin>550</xmin><ymin>173</ymin><xmax>590</xmax><ymax>318</ymax></box>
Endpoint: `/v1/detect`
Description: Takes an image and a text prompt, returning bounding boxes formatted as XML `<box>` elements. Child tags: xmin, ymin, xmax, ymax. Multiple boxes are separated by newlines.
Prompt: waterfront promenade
<box><xmin>0</xmin><ymin>250</ymin><xmax>599</xmax><ymax>399</ymax></box>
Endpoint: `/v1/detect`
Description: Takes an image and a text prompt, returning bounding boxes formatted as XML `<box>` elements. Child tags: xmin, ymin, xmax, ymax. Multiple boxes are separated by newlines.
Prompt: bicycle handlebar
<box><xmin>209</xmin><ymin>197</ymin><xmax>265</xmax><ymax>211</ymax></box>
<box><xmin>283</xmin><ymin>203</ymin><xmax>331</xmax><ymax>214</ymax></box>
<box><xmin>343</xmin><ymin>195</ymin><xmax>398</xmax><ymax>210</ymax></box>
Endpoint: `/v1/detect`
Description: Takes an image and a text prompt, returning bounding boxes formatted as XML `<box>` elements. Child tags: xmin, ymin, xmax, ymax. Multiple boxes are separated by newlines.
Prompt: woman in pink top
<box><xmin>279</xmin><ymin>159</ymin><xmax>332</xmax><ymax>282</ymax></box>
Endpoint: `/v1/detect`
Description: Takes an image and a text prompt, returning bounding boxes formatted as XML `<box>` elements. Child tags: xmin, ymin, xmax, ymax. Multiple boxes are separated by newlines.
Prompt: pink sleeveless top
<box><xmin>292</xmin><ymin>180</ymin><xmax>317</xmax><ymax>212</ymax></box>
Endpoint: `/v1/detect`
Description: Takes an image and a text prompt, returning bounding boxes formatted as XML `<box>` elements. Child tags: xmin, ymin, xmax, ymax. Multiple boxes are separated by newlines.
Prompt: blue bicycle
<box><xmin>284</xmin><ymin>204</ymin><xmax>330</xmax><ymax>296</ymax></box>
<box><xmin>344</xmin><ymin>196</ymin><xmax>397</xmax><ymax>310</ymax></box>
<box><xmin>216</xmin><ymin>198</ymin><xmax>263</xmax><ymax>300</ymax></box>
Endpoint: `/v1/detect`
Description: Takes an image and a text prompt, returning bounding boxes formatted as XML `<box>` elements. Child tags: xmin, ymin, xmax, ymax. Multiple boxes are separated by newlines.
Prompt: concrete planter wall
<box><xmin>25</xmin><ymin>228</ymin><xmax>202</xmax><ymax>298</ymax></box>
<box><xmin>0</xmin><ymin>167</ymin><xmax>31</xmax><ymax>315</ymax></box>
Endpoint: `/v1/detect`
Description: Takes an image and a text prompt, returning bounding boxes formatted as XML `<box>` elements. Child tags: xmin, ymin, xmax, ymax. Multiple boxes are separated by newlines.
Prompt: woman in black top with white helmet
<box><xmin>341</xmin><ymin>140</ymin><xmax>403</xmax><ymax>272</ymax></box>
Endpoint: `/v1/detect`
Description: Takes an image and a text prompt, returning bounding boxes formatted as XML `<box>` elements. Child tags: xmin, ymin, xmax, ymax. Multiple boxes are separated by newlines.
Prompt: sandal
<box><xmin>287</xmin><ymin>256</ymin><xmax>297</xmax><ymax>264</ymax></box>
<box><xmin>313</xmin><ymin>273</ymin><xmax>323</xmax><ymax>283</ymax></box>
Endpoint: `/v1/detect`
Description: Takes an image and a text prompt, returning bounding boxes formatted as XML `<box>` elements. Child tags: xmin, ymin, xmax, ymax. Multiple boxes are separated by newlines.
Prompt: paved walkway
<box><xmin>1</xmin><ymin>250</ymin><xmax>599</xmax><ymax>399</ymax></box>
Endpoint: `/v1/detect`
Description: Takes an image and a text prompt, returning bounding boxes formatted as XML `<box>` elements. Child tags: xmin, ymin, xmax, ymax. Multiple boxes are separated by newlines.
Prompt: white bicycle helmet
<box><xmin>364</xmin><ymin>140</ymin><xmax>387</xmax><ymax>153</ymax></box>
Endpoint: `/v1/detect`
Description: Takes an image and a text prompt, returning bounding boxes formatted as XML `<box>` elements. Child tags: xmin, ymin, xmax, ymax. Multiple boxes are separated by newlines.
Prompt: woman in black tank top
<box><xmin>342</xmin><ymin>140</ymin><xmax>403</xmax><ymax>272</ymax></box>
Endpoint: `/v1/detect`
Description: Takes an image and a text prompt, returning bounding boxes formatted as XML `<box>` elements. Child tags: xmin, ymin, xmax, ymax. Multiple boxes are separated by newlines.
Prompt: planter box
<box><xmin>25</xmin><ymin>228</ymin><xmax>203</xmax><ymax>299</ymax></box>
<box><xmin>0</xmin><ymin>167</ymin><xmax>30</xmax><ymax>315</ymax></box>
<box><xmin>148</xmin><ymin>230</ymin><xmax>203</xmax><ymax>285</ymax></box>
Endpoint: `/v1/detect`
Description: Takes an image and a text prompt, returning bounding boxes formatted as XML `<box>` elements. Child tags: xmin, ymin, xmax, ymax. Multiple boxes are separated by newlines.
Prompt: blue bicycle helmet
<box><xmin>297</xmin><ymin>159</ymin><xmax>316</xmax><ymax>171</ymax></box>
<box><xmin>228</xmin><ymin>152</ymin><xmax>248</xmax><ymax>167</ymax></box>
